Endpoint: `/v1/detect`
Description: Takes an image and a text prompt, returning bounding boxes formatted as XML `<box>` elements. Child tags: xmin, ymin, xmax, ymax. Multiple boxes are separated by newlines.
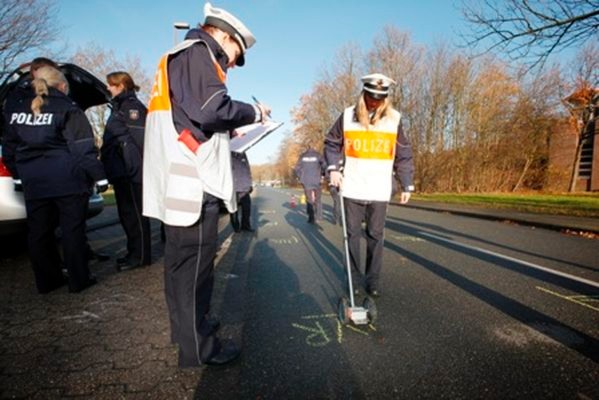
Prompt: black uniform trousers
<box><xmin>24</xmin><ymin>193</ymin><xmax>93</xmax><ymax>293</ymax></box>
<box><xmin>163</xmin><ymin>193</ymin><xmax>222</xmax><ymax>367</ymax></box>
<box><xmin>112</xmin><ymin>179</ymin><xmax>151</xmax><ymax>265</ymax></box>
<box><xmin>303</xmin><ymin>186</ymin><xmax>322</xmax><ymax>222</ymax></box>
<box><xmin>230</xmin><ymin>190</ymin><xmax>251</xmax><ymax>231</ymax></box>
<box><xmin>329</xmin><ymin>185</ymin><xmax>341</xmax><ymax>225</ymax></box>
<box><xmin>344</xmin><ymin>198</ymin><xmax>388</xmax><ymax>291</ymax></box>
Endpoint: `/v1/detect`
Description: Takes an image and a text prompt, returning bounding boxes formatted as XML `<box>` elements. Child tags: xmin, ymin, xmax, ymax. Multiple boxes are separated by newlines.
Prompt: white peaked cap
<box><xmin>361</xmin><ymin>73</ymin><xmax>397</xmax><ymax>99</ymax></box>
<box><xmin>203</xmin><ymin>2</ymin><xmax>256</xmax><ymax>66</ymax></box>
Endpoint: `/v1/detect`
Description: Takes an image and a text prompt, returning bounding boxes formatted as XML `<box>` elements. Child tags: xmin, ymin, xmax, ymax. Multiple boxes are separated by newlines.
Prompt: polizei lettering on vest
<box><xmin>10</xmin><ymin>112</ymin><xmax>54</xmax><ymax>126</ymax></box>
<box><xmin>345</xmin><ymin>137</ymin><xmax>391</xmax><ymax>155</ymax></box>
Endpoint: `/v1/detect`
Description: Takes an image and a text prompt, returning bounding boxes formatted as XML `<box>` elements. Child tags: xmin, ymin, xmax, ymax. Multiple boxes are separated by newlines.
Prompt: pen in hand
<box><xmin>252</xmin><ymin>96</ymin><xmax>271</xmax><ymax>119</ymax></box>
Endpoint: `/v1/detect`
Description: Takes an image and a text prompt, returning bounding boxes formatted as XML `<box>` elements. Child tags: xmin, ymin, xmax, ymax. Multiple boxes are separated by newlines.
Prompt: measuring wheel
<box><xmin>338</xmin><ymin>297</ymin><xmax>350</xmax><ymax>324</ymax></box>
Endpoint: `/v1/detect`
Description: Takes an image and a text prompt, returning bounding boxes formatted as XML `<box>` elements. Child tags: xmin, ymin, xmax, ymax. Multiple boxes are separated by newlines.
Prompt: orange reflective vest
<box><xmin>142</xmin><ymin>39</ymin><xmax>236</xmax><ymax>226</ymax></box>
<box><xmin>342</xmin><ymin>106</ymin><xmax>401</xmax><ymax>201</ymax></box>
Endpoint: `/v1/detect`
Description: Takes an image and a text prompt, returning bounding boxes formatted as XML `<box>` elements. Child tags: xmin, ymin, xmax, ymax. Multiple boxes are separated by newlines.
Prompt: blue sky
<box><xmin>56</xmin><ymin>0</ymin><xmax>466</xmax><ymax>164</ymax></box>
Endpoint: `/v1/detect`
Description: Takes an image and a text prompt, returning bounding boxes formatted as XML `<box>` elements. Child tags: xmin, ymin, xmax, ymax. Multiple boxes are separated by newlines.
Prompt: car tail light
<box><xmin>0</xmin><ymin>157</ymin><xmax>13</xmax><ymax>177</ymax></box>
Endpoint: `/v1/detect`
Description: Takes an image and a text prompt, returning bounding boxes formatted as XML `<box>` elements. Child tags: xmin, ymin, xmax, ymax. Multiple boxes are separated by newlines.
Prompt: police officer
<box><xmin>102</xmin><ymin>71</ymin><xmax>151</xmax><ymax>270</ymax></box>
<box><xmin>143</xmin><ymin>3</ymin><xmax>270</xmax><ymax>368</ymax></box>
<box><xmin>294</xmin><ymin>146</ymin><xmax>326</xmax><ymax>223</ymax></box>
<box><xmin>230</xmin><ymin>151</ymin><xmax>254</xmax><ymax>232</ymax></box>
<box><xmin>325</xmin><ymin>73</ymin><xmax>414</xmax><ymax>298</ymax></box>
<box><xmin>2</xmin><ymin>66</ymin><xmax>107</xmax><ymax>293</ymax></box>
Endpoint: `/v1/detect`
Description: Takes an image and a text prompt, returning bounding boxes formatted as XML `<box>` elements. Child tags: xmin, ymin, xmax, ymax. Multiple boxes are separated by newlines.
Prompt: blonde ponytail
<box><xmin>30</xmin><ymin>66</ymin><xmax>69</xmax><ymax>116</ymax></box>
<box><xmin>31</xmin><ymin>78</ymin><xmax>49</xmax><ymax>116</ymax></box>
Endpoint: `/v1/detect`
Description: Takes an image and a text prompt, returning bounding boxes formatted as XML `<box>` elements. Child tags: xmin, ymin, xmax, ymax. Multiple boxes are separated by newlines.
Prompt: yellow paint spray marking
<box><xmin>292</xmin><ymin>313</ymin><xmax>375</xmax><ymax>347</ymax></box>
<box><xmin>269</xmin><ymin>236</ymin><xmax>299</xmax><ymax>245</ymax></box>
<box><xmin>536</xmin><ymin>286</ymin><xmax>599</xmax><ymax>312</ymax></box>
<box><xmin>291</xmin><ymin>321</ymin><xmax>330</xmax><ymax>347</ymax></box>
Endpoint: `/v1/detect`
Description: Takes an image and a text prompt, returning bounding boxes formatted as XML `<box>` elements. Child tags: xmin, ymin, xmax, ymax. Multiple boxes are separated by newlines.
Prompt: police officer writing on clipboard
<box><xmin>2</xmin><ymin>66</ymin><xmax>107</xmax><ymax>294</ymax></box>
<box><xmin>324</xmin><ymin>73</ymin><xmax>415</xmax><ymax>298</ymax></box>
<box><xmin>143</xmin><ymin>3</ymin><xmax>270</xmax><ymax>368</ymax></box>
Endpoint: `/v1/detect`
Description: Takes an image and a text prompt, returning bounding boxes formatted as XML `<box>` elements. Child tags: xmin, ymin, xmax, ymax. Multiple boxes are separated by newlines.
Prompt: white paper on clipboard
<box><xmin>230</xmin><ymin>121</ymin><xmax>284</xmax><ymax>153</ymax></box>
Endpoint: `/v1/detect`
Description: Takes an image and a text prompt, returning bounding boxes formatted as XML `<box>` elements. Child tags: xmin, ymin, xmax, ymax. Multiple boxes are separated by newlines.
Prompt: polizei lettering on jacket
<box><xmin>10</xmin><ymin>112</ymin><xmax>54</xmax><ymax>126</ymax></box>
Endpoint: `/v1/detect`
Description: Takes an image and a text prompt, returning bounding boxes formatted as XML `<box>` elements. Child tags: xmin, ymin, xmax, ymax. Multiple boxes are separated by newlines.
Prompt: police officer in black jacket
<box><xmin>230</xmin><ymin>151</ymin><xmax>254</xmax><ymax>232</ymax></box>
<box><xmin>294</xmin><ymin>146</ymin><xmax>326</xmax><ymax>223</ymax></box>
<box><xmin>2</xmin><ymin>66</ymin><xmax>107</xmax><ymax>293</ymax></box>
<box><xmin>102</xmin><ymin>71</ymin><xmax>151</xmax><ymax>270</ymax></box>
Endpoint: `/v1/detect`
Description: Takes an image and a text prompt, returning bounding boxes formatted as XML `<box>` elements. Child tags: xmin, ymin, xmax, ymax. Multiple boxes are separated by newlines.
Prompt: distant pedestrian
<box><xmin>102</xmin><ymin>71</ymin><xmax>151</xmax><ymax>271</ymax></box>
<box><xmin>325</xmin><ymin>73</ymin><xmax>414</xmax><ymax>298</ymax></box>
<box><xmin>294</xmin><ymin>146</ymin><xmax>326</xmax><ymax>224</ymax></box>
<box><xmin>230</xmin><ymin>151</ymin><xmax>254</xmax><ymax>232</ymax></box>
<box><xmin>2</xmin><ymin>66</ymin><xmax>107</xmax><ymax>293</ymax></box>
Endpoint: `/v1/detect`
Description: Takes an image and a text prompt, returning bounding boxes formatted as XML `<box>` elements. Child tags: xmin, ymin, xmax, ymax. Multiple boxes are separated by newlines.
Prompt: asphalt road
<box><xmin>1</xmin><ymin>186</ymin><xmax>597</xmax><ymax>399</ymax></box>
<box><xmin>200</xmin><ymin>186</ymin><xmax>599</xmax><ymax>399</ymax></box>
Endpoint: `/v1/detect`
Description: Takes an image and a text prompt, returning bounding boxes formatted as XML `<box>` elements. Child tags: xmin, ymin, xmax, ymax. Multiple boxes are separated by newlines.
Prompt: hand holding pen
<box><xmin>252</xmin><ymin>96</ymin><xmax>272</xmax><ymax>123</ymax></box>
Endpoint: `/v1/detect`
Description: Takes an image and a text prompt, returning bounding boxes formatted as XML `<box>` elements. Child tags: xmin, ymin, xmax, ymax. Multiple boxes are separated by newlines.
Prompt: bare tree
<box><xmin>461</xmin><ymin>0</ymin><xmax>599</xmax><ymax>70</ymax></box>
<box><xmin>0</xmin><ymin>0</ymin><xmax>60</xmax><ymax>81</ymax></box>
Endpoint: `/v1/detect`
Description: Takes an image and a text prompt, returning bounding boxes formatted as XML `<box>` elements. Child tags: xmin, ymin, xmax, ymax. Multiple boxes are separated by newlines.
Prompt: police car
<box><xmin>0</xmin><ymin>63</ymin><xmax>110</xmax><ymax>236</ymax></box>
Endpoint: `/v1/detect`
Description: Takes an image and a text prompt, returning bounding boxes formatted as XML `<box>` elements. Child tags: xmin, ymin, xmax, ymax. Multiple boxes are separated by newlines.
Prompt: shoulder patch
<box><xmin>129</xmin><ymin>109</ymin><xmax>140</xmax><ymax>120</ymax></box>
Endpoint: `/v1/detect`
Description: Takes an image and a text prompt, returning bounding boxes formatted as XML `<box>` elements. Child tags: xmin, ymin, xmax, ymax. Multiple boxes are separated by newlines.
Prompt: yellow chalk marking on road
<box><xmin>346</xmin><ymin>324</ymin><xmax>369</xmax><ymax>336</ymax></box>
<box><xmin>536</xmin><ymin>286</ymin><xmax>599</xmax><ymax>312</ymax></box>
<box><xmin>259</xmin><ymin>210</ymin><xmax>276</xmax><ymax>214</ymax></box>
<box><xmin>291</xmin><ymin>321</ymin><xmax>330</xmax><ymax>347</ymax></box>
<box><xmin>262</xmin><ymin>221</ymin><xmax>279</xmax><ymax>228</ymax></box>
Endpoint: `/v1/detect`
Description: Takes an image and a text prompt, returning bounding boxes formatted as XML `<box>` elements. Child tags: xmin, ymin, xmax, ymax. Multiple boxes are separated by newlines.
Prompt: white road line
<box><xmin>418</xmin><ymin>231</ymin><xmax>599</xmax><ymax>289</ymax></box>
<box><xmin>214</xmin><ymin>232</ymin><xmax>234</xmax><ymax>268</ymax></box>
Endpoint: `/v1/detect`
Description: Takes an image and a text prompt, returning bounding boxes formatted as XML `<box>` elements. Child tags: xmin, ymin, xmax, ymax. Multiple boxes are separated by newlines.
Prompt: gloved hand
<box><xmin>13</xmin><ymin>179</ymin><xmax>23</xmax><ymax>192</ymax></box>
<box><xmin>400</xmin><ymin>192</ymin><xmax>411</xmax><ymax>204</ymax></box>
<box><xmin>95</xmin><ymin>179</ymin><xmax>109</xmax><ymax>193</ymax></box>
<box><xmin>329</xmin><ymin>170</ymin><xmax>343</xmax><ymax>187</ymax></box>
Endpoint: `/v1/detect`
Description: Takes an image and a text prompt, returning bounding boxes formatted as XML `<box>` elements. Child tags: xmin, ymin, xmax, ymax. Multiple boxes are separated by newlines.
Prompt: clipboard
<box><xmin>230</xmin><ymin>121</ymin><xmax>283</xmax><ymax>153</ymax></box>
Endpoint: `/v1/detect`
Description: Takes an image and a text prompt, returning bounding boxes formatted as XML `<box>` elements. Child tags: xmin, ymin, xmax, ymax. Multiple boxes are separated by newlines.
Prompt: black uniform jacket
<box><xmin>231</xmin><ymin>151</ymin><xmax>252</xmax><ymax>193</ymax></box>
<box><xmin>294</xmin><ymin>148</ymin><xmax>326</xmax><ymax>189</ymax></box>
<box><xmin>101</xmin><ymin>90</ymin><xmax>147</xmax><ymax>183</ymax></box>
<box><xmin>168</xmin><ymin>29</ymin><xmax>257</xmax><ymax>144</ymax></box>
<box><xmin>2</xmin><ymin>87</ymin><xmax>106</xmax><ymax>200</ymax></box>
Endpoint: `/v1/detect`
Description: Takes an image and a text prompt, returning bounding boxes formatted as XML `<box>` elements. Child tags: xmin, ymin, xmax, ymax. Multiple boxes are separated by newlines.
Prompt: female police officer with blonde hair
<box><xmin>2</xmin><ymin>66</ymin><xmax>107</xmax><ymax>293</ymax></box>
<box><xmin>324</xmin><ymin>73</ymin><xmax>414</xmax><ymax>298</ymax></box>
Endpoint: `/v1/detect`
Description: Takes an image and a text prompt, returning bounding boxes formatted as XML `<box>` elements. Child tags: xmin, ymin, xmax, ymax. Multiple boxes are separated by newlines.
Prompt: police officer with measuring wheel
<box><xmin>2</xmin><ymin>66</ymin><xmax>107</xmax><ymax>294</ymax></box>
<box><xmin>325</xmin><ymin>73</ymin><xmax>414</xmax><ymax>298</ymax></box>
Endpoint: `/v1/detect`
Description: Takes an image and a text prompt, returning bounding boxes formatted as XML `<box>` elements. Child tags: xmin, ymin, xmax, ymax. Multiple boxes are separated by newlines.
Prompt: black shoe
<box><xmin>241</xmin><ymin>226</ymin><xmax>254</xmax><ymax>232</ymax></box>
<box><xmin>205</xmin><ymin>340</ymin><xmax>240</xmax><ymax>366</ymax></box>
<box><xmin>89</xmin><ymin>250</ymin><xmax>110</xmax><ymax>261</ymax></box>
<box><xmin>116</xmin><ymin>256</ymin><xmax>130</xmax><ymax>265</ymax></box>
<box><xmin>117</xmin><ymin>260</ymin><xmax>141</xmax><ymax>272</ymax></box>
<box><xmin>366</xmin><ymin>287</ymin><xmax>380</xmax><ymax>298</ymax></box>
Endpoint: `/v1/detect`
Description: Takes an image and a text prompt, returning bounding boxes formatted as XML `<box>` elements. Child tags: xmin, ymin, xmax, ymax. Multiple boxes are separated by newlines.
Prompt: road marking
<box><xmin>262</xmin><ymin>221</ymin><xmax>279</xmax><ymax>228</ymax></box>
<box><xmin>292</xmin><ymin>313</ymin><xmax>375</xmax><ymax>347</ymax></box>
<box><xmin>536</xmin><ymin>286</ymin><xmax>599</xmax><ymax>312</ymax></box>
<box><xmin>269</xmin><ymin>235</ymin><xmax>299</xmax><ymax>245</ymax></box>
<box><xmin>214</xmin><ymin>233</ymin><xmax>233</xmax><ymax>267</ymax></box>
<box><xmin>418</xmin><ymin>231</ymin><xmax>599</xmax><ymax>289</ymax></box>
<box><xmin>259</xmin><ymin>210</ymin><xmax>276</xmax><ymax>214</ymax></box>
<box><xmin>291</xmin><ymin>321</ymin><xmax>330</xmax><ymax>347</ymax></box>
<box><xmin>390</xmin><ymin>235</ymin><xmax>424</xmax><ymax>242</ymax></box>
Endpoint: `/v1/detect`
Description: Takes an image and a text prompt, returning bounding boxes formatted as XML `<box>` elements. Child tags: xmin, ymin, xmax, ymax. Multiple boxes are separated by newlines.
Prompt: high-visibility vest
<box><xmin>142</xmin><ymin>39</ymin><xmax>236</xmax><ymax>226</ymax></box>
<box><xmin>342</xmin><ymin>106</ymin><xmax>401</xmax><ymax>201</ymax></box>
